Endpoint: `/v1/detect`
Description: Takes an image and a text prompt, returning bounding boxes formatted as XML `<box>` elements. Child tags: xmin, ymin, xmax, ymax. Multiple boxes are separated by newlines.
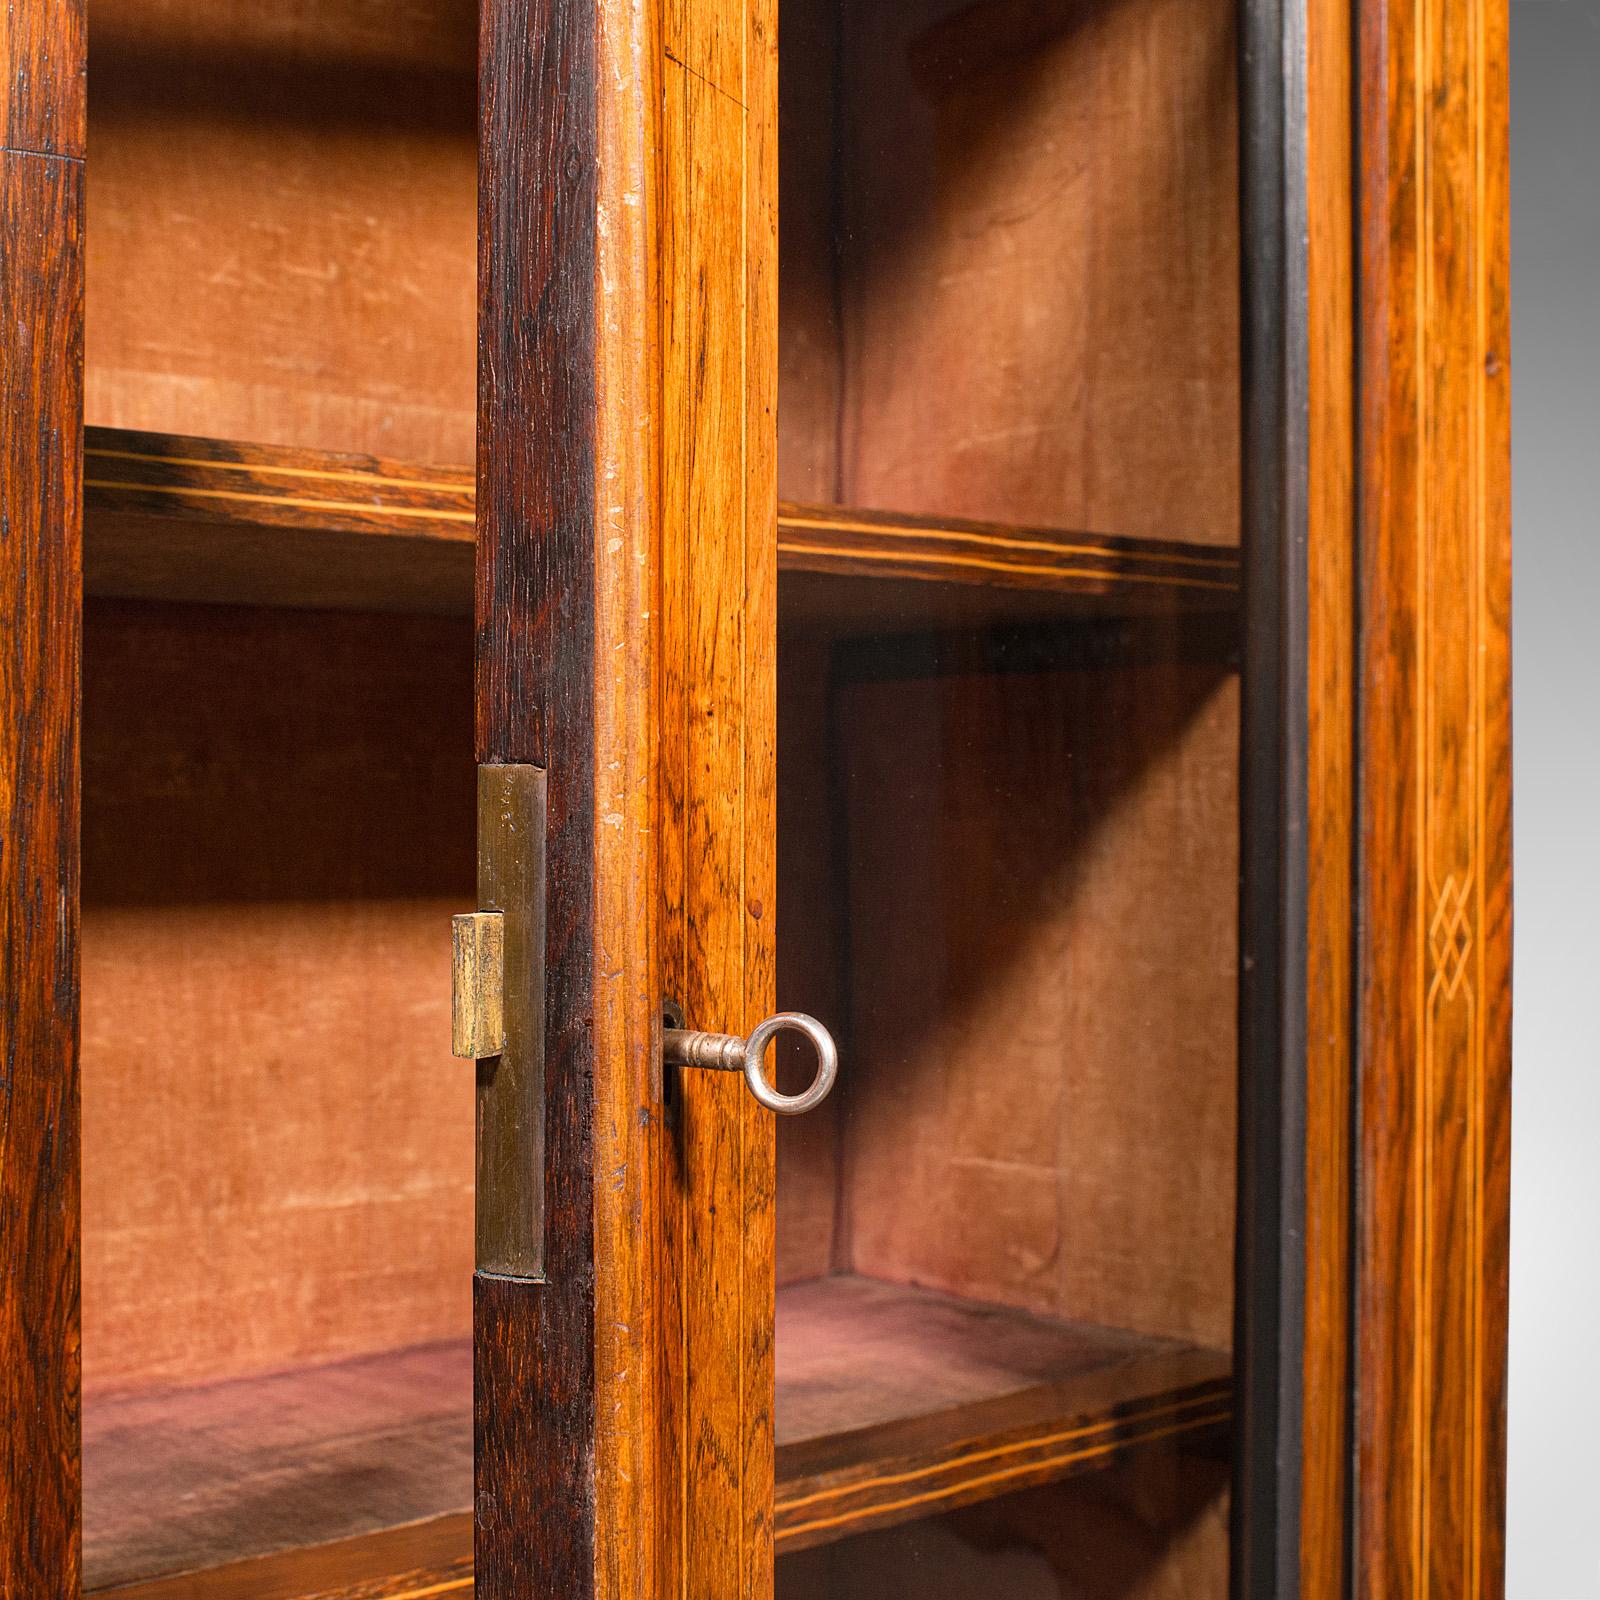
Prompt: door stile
<box><xmin>476</xmin><ymin>0</ymin><xmax>664</xmax><ymax>1595</ymax></box>
<box><xmin>593</xmin><ymin>0</ymin><xmax>666</xmax><ymax>1596</ymax></box>
<box><xmin>658</xmin><ymin>0</ymin><xmax>780</xmax><ymax>1596</ymax></box>
<box><xmin>0</xmin><ymin>5</ymin><xmax>86</xmax><ymax>1597</ymax></box>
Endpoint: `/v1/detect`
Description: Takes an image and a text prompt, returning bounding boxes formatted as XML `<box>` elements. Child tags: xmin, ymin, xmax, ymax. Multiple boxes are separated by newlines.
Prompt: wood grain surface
<box><xmin>82</xmin><ymin>1278</ymin><xmax>1226</xmax><ymax>1592</ymax></box>
<box><xmin>88</xmin><ymin>1515</ymin><xmax>472</xmax><ymax>1600</ymax></box>
<box><xmin>2</xmin><ymin>0</ymin><xmax>1507</xmax><ymax>1593</ymax></box>
<box><xmin>1</xmin><ymin>0</ymin><xmax>84</xmax><ymax>157</ymax></box>
<box><xmin>777</xmin><ymin>505</ymin><xmax>1240</xmax><ymax>602</ymax></box>
<box><xmin>1</xmin><ymin>7</ymin><xmax>85</xmax><ymax>1591</ymax></box>
<box><xmin>474</xmin><ymin>0</ymin><xmax>600</xmax><ymax>1593</ymax></box>
<box><xmin>658</xmin><ymin>0</ymin><xmax>780</xmax><ymax>1594</ymax></box>
<box><xmin>82</xmin><ymin>427</ymin><xmax>1239</xmax><ymax>624</ymax></box>
<box><xmin>1355</xmin><ymin>0</ymin><xmax>1512</xmax><ymax>1588</ymax></box>
<box><xmin>83</xmin><ymin>427</ymin><xmax>475</xmax><ymax>615</ymax></box>
<box><xmin>1300</xmin><ymin>0</ymin><xmax>1358</xmax><ymax>1583</ymax></box>
<box><xmin>83</xmin><ymin>1342</ymin><xmax>471</xmax><ymax>1592</ymax></box>
<box><xmin>590</xmin><ymin>0</ymin><xmax>665</xmax><ymax>1593</ymax></box>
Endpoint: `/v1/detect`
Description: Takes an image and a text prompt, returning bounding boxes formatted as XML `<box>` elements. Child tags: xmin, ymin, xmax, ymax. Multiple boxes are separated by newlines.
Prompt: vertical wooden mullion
<box><xmin>658</xmin><ymin>50</ymin><xmax>692</xmax><ymax>1600</ymax></box>
<box><xmin>682</xmin><ymin>59</ymin><xmax>751</xmax><ymax>1599</ymax></box>
<box><xmin>1</xmin><ymin>5</ymin><xmax>86</xmax><ymax>1596</ymax></box>
<box><xmin>740</xmin><ymin>0</ymin><xmax>778</xmax><ymax>1587</ymax></box>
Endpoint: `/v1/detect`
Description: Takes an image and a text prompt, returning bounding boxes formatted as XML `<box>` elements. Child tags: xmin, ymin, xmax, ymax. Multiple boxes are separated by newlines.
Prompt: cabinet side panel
<box><xmin>1356</xmin><ymin>0</ymin><xmax>1512</xmax><ymax>1586</ymax></box>
<box><xmin>0</xmin><ymin>147</ymin><xmax>83</xmax><ymax>1599</ymax></box>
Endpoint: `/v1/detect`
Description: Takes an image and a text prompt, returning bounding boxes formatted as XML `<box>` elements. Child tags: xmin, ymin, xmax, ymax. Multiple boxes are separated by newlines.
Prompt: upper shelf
<box><xmin>84</xmin><ymin>428</ymin><xmax>1241</xmax><ymax>627</ymax></box>
<box><xmin>775</xmin><ymin>503</ymin><xmax>1240</xmax><ymax>632</ymax></box>
<box><xmin>85</xmin><ymin>428</ymin><xmax>477</xmax><ymax>617</ymax></box>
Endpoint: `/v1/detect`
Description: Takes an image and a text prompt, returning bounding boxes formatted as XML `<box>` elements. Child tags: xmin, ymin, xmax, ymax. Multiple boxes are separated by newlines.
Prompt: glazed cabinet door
<box><xmin>472</xmin><ymin>0</ymin><xmax>1308</xmax><ymax>1593</ymax></box>
<box><xmin>473</xmin><ymin>0</ymin><xmax>781</xmax><ymax>1590</ymax></box>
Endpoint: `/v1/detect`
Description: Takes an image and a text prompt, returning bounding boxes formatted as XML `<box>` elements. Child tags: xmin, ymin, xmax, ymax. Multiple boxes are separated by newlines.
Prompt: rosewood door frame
<box><xmin>475</xmin><ymin>0</ymin><xmax>666</xmax><ymax>1594</ymax></box>
<box><xmin>476</xmin><ymin>0</ymin><xmax>777</xmax><ymax>1596</ymax></box>
<box><xmin>1</xmin><ymin>4</ymin><xmax>85</xmax><ymax>1597</ymax></box>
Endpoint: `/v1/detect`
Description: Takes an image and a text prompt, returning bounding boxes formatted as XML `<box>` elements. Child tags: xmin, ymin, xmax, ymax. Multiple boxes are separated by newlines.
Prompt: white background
<box><xmin>1507</xmin><ymin>2</ymin><xmax>1600</xmax><ymax>1593</ymax></box>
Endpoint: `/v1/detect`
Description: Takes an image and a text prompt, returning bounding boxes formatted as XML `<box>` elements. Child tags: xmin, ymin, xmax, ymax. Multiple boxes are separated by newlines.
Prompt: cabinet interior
<box><xmin>772</xmin><ymin>0</ymin><xmax>1241</xmax><ymax>1587</ymax></box>
<box><xmin>78</xmin><ymin>0</ymin><xmax>1242</xmax><ymax>1592</ymax></box>
<box><xmin>81</xmin><ymin>2</ymin><xmax>480</xmax><ymax>1594</ymax></box>
<box><xmin>85</xmin><ymin>0</ymin><xmax>477</xmax><ymax>461</ymax></box>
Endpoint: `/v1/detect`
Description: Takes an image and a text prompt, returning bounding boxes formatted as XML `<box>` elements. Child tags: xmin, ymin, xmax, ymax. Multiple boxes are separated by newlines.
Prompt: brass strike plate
<box><xmin>467</xmin><ymin>763</ymin><xmax>547</xmax><ymax>1282</ymax></box>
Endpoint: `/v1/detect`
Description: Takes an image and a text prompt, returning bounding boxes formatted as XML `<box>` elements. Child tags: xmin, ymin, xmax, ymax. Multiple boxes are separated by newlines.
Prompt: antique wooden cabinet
<box><xmin>1</xmin><ymin>0</ymin><xmax>1508</xmax><ymax>1596</ymax></box>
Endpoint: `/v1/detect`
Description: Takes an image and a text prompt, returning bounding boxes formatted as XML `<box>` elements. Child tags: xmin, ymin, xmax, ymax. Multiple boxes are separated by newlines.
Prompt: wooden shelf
<box><xmin>776</xmin><ymin>504</ymin><xmax>1240</xmax><ymax>632</ymax></box>
<box><xmin>83</xmin><ymin>1278</ymin><xmax>1228</xmax><ymax>1594</ymax></box>
<box><xmin>90</xmin><ymin>1518</ymin><xmax>471</xmax><ymax>1600</ymax></box>
<box><xmin>84</xmin><ymin>1341</ymin><xmax>472</xmax><ymax>1599</ymax></box>
<box><xmin>84</xmin><ymin>428</ymin><xmax>477</xmax><ymax>617</ymax></box>
<box><xmin>773</xmin><ymin>1276</ymin><xmax>1231</xmax><ymax>1553</ymax></box>
<box><xmin>85</xmin><ymin>428</ymin><xmax>1240</xmax><ymax>626</ymax></box>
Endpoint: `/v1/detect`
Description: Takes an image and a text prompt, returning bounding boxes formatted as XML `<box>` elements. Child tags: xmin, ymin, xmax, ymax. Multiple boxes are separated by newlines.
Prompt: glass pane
<box><xmin>79</xmin><ymin>1</ymin><xmax>477</xmax><ymax>1587</ymax></box>
<box><xmin>775</xmin><ymin>0</ymin><xmax>1241</xmax><ymax>1588</ymax></box>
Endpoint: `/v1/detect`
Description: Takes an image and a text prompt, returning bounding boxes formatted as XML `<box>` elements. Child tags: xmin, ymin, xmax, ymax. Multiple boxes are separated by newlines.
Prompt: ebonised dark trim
<box><xmin>1234</xmin><ymin>0</ymin><xmax>1312</xmax><ymax>1588</ymax></box>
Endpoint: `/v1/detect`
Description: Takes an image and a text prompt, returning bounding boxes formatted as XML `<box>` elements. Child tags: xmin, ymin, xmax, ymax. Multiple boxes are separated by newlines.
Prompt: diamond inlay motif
<box><xmin>1428</xmin><ymin>874</ymin><xmax>1473</xmax><ymax>1000</ymax></box>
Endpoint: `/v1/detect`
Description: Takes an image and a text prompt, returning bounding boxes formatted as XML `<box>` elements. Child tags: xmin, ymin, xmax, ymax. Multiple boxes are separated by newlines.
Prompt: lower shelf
<box><xmin>774</xmin><ymin>1276</ymin><xmax>1231</xmax><ymax>1552</ymax></box>
<box><xmin>83</xmin><ymin>1342</ymin><xmax>472</xmax><ymax>1597</ymax></box>
<box><xmin>84</xmin><ymin>1279</ymin><xmax>1229</xmax><ymax>1595</ymax></box>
